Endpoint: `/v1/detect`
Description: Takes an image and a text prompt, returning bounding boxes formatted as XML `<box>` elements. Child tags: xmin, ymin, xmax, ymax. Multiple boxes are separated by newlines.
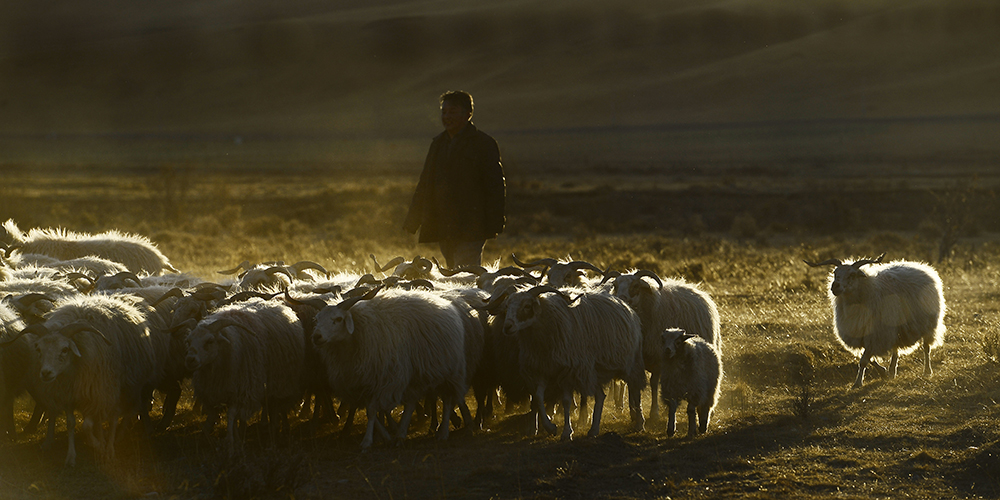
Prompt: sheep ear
<box><xmin>344</xmin><ymin>312</ymin><xmax>355</xmax><ymax>335</ymax></box>
<box><xmin>69</xmin><ymin>341</ymin><xmax>82</xmax><ymax>358</ymax></box>
<box><xmin>678</xmin><ymin>333</ymin><xmax>698</xmax><ymax>345</ymax></box>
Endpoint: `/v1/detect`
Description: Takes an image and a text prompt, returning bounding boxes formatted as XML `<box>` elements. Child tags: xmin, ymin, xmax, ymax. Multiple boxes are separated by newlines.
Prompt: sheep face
<box><xmin>501</xmin><ymin>294</ymin><xmax>540</xmax><ymax>336</ymax></box>
<box><xmin>612</xmin><ymin>275</ymin><xmax>654</xmax><ymax>306</ymax></box>
<box><xmin>34</xmin><ymin>334</ymin><xmax>81</xmax><ymax>383</ymax></box>
<box><xmin>829</xmin><ymin>265</ymin><xmax>867</xmax><ymax>297</ymax></box>
<box><xmin>312</xmin><ymin>306</ymin><xmax>354</xmax><ymax>346</ymax></box>
<box><xmin>184</xmin><ymin>327</ymin><xmax>225</xmax><ymax>371</ymax></box>
<box><xmin>660</xmin><ymin>328</ymin><xmax>695</xmax><ymax>360</ymax></box>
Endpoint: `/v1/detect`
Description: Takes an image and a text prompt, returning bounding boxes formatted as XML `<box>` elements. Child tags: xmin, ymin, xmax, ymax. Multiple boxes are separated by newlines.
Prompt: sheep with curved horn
<box><xmin>804</xmin><ymin>253</ymin><xmax>945</xmax><ymax>388</ymax></box>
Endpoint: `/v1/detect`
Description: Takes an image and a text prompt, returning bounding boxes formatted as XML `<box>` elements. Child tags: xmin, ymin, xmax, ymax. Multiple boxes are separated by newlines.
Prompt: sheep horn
<box><xmin>355</xmin><ymin>274</ymin><xmax>381</xmax><ymax>288</ymax></box>
<box><xmin>371</xmin><ymin>254</ymin><xmax>404</xmax><ymax>273</ymax></box>
<box><xmin>0</xmin><ymin>323</ymin><xmax>50</xmax><ymax>345</ymax></box>
<box><xmin>191</xmin><ymin>287</ymin><xmax>228</xmax><ymax>302</ymax></box>
<box><xmin>217</xmin><ymin>260</ymin><xmax>252</xmax><ymax>275</ymax></box>
<box><xmin>12</xmin><ymin>293</ymin><xmax>54</xmax><ymax>309</ymax></box>
<box><xmin>565</xmin><ymin>260</ymin><xmax>605</xmax><ymax>275</ymax></box>
<box><xmin>803</xmin><ymin>258</ymin><xmax>843</xmax><ymax>268</ymax></box>
<box><xmin>169</xmin><ymin>318</ymin><xmax>198</xmax><ymax>336</ymax></box>
<box><xmin>511</xmin><ymin>254</ymin><xmax>558</xmax><ymax>269</ymax></box>
<box><xmin>413</xmin><ymin>256</ymin><xmax>433</xmax><ymax>274</ymax></box>
<box><xmin>64</xmin><ymin>272</ymin><xmax>95</xmax><ymax>284</ymax></box>
<box><xmin>195</xmin><ymin>282</ymin><xmax>231</xmax><ymax>292</ymax></box>
<box><xmin>288</xmin><ymin>260</ymin><xmax>329</xmax><ymax>279</ymax></box>
<box><xmin>310</xmin><ymin>285</ymin><xmax>342</xmax><ymax>295</ymax></box>
<box><xmin>153</xmin><ymin>287</ymin><xmax>185</xmax><ymax>306</ymax></box>
<box><xmin>852</xmin><ymin>253</ymin><xmax>886</xmax><ymax>268</ymax></box>
<box><xmin>283</xmin><ymin>289</ymin><xmax>329</xmax><ymax>311</ymax></box>
<box><xmin>205</xmin><ymin>318</ymin><xmax>254</xmax><ymax>335</ymax></box>
<box><xmin>484</xmin><ymin>285</ymin><xmax>514</xmax><ymax>314</ymax></box>
<box><xmin>633</xmin><ymin>270</ymin><xmax>663</xmax><ymax>290</ymax></box>
<box><xmin>599</xmin><ymin>269</ymin><xmax>622</xmax><ymax>286</ymax></box>
<box><xmin>526</xmin><ymin>285</ymin><xmax>575</xmax><ymax>303</ymax></box>
<box><xmin>60</xmin><ymin>321</ymin><xmax>112</xmax><ymax>345</ymax></box>
<box><xmin>114</xmin><ymin>271</ymin><xmax>142</xmax><ymax>287</ymax></box>
<box><xmin>337</xmin><ymin>284</ymin><xmax>384</xmax><ymax>311</ymax></box>
<box><xmin>264</xmin><ymin>266</ymin><xmax>294</xmax><ymax>281</ymax></box>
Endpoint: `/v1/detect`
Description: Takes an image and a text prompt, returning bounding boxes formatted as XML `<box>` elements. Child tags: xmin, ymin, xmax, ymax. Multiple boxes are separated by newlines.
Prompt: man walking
<box><xmin>404</xmin><ymin>91</ymin><xmax>506</xmax><ymax>268</ymax></box>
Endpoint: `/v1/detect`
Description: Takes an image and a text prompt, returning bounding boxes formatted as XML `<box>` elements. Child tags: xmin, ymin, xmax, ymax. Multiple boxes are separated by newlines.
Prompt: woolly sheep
<box><xmin>311</xmin><ymin>286</ymin><xmax>467</xmax><ymax>451</ymax></box>
<box><xmin>804</xmin><ymin>254</ymin><xmax>946</xmax><ymax>388</ymax></box>
<box><xmin>658</xmin><ymin>328</ymin><xmax>722</xmax><ymax>437</ymax></box>
<box><xmin>511</xmin><ymin>254</ymin><xmax>606</xmax><ymax>289</ymax></box>
<box><xmin>607</xmin><ymin>270</ymin><xmax>721</xmax><ymax>422</ymax></box>
<box><xmin>5</xmin><ymin>294</ymin><xmax>157</xmax><ymax>466</ymax></box>
<box><xmin>488</xmin><ymin>285</ymin><xmax>646</xmax><ymax>441</ymax></box>
<box><xmin>184</xmin><ymin>298</ymin><xmax>304</xmax><ymax>457</ymax></box>
<box><xmin>0</xmin><ymin>301</ymin><xmax>28</xmax><ymax>438</ymax></box>
<box><xmin>2</xmin><ymin>220</ymin><xmax>179</xmax><ymax>276</ymax></box>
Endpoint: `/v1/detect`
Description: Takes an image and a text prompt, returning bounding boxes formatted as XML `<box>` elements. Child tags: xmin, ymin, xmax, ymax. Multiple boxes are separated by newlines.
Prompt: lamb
<box><xmin>606</xmin><ymin>270</ymin><xmax>721</xmax><ymax>422</ymax></box>
<box><xmin>486</xmin><ymin>285</ymin><xmax>646</xmax><ymax>441</ymax></box>
<box><xmin>2</xmin><ymin>220</ymin><xmax>179</xmax><ymax>276</ymax></box>
<box><xmin>310</xmin><ymin>286</ymin><xmax>468</xmax><ymax>451</ymax></box>
<box><xmin>658</xmin><ymin>328</ymin><xmax>722</xmax><ymax>437</ymax></box>
<box><xmin>804</xmin><ymin>253</ymin><xmax>946</xmax><ymax>388</ymax></box>
<box><xmin>2</xmin><ymin>294</ymin><xmax>157</xmax><ymax>466</ymax></box>
<box><xmin>184</xmin><ymin>298</ymin><xmax>304</xmax><ymax>456</ymax></box>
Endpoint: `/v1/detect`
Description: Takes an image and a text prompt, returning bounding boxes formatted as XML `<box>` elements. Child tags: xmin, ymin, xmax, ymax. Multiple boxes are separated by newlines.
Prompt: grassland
<box><xmin>0</xmin><ymin>168</ymin><xmax>999</xmax><ymax>499</ymax></box>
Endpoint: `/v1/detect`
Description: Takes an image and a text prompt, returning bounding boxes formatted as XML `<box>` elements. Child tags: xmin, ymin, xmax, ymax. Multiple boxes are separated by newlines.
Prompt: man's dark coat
<box><xmin>404</xmin><ymin>123</ymin><xmax>505</xmax><ymax>243</ymax></box>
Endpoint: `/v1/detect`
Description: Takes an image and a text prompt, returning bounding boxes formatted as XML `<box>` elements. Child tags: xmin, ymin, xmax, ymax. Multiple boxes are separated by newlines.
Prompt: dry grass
<box><xmin>1</xmin><ymin>168</ymin><xmax>1000</xmax><ymax>499</ymax></box>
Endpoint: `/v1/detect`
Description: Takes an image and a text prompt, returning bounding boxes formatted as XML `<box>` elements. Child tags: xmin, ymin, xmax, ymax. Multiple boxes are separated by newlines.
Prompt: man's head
<box><xmin>440</xmin><ymin>90</ymin><xmax>474</xmax><ymax>137</ymax></box>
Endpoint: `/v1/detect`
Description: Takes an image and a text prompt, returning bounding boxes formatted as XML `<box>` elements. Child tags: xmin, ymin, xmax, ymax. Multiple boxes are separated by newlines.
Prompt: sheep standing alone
<box><xmin>311</xmin><ymin>286</ymin><xmax>468</xmax><ymax>451</ymax></box>
<box><xmin>2</xmin><ymin>219</ymin><xmax>179</xmax><ymax>276</ymax></box>
<box><xmin>805</xmin><ymin>254</ymin><xmax>946</xmax><ymax>388</ymax></box>
<box><xmin>658</xmin><ymin>328</ymin><xmax>722</xmax><ymax>437</ymax></box>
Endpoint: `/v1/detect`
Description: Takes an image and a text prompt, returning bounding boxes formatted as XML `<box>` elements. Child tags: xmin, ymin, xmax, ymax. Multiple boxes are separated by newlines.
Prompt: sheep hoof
<box><xmin>541</xmin><ymin>421</ymin><xmax>558</xmax><ymax>436</ymax></box>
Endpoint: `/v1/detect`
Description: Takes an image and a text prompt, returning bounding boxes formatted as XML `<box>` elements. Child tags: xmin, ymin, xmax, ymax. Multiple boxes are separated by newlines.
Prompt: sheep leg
<box><xmin>42</xmin><ymin>412</ymin><xmax>57</xmax><ymax>451</ymax></box>
<box><xmin>106</xmin><ymin>417</ymin><xmax>119</xmax><ymax>462</ymax></box>
<box><xmin>587</xmin><ymin>388</ymin><xmax>606</xmax><ymax>438</ymax></box>
<box><xmin>340</xmin><ymin>404</ymin><xmax>357</xmax><ymax>439</ymax></box>
<box><xmin>559</xmin><ymin>392</ymin><xmax>574</xmax><ymax>442</ymax></box>
<box><xmin>534</xmin><ymin>385</ymin><xmax>558</xmax><ymax>436</ymax></box>
<box><xmin>24</xmin><ymin>405</ymin><xmax>45</xmax><ymax>434</ymax></box>
<box><xmin>226</xmin><ymin>408</ymin><xmax>240</xmax><ymax>458</ymax></box>
<box><xmin>361</xmin><ymin>405</ymin><xmax>377</xmax><ymax>451</ymax></box>
<box><xmin>853</xmin><ymin>350</ymin><xmax>875</xmax><ymax>388</ymax></box>
<box><xmin>697</xmin><ymin>403</ymin><xmax>711</xmax><ymax>435</ymax></box>
<box><xmin>686</xmin><ymin>401</ymin><xmax>698</xmax><ymax>438</ymax></box>
<box><xmin>888</xmin><ymin>349</ymin><xmax>900</xmax><ymax>379</ymax></box>
<box><xmin>648</xmin><ymin>368</ymin><xmax>661</xmax><ymax>422</ymax></box>
<box><xmin>457</xmin><ymin>398</ymin><xmax>476</xmax><ymax>434</ymax></box>
<box><xmin>155</xmin><ymin>379</ymin><xmax>182</xmax><ymax>433</ymax></box>
<box><xmin>612</xmin><ymin>380</ymin><xmax>625</xmax><ymax>412</ymax></box>
<box><xmin>64</xmin><ymin>410</ymin><xmax>77</xmax><ymax>468</ymax></box>
<box><xmin>666</xmin><ymin>399</ymin><xmax>678</xmax><ymax>437</ymax></box>
<box><xmin>577</xmin><ymin>394</ymin><xmax>590</xmax><ymax>429</ymax></box>
<box><xmin>437</xmin><ymin>395</ymin><xmax>456</xmax><ymax>441</ymax></box>
<box><xmin>627</xmin><ymin>380</ymin><xmax>645</xmax><ymax>432</ymax></box>
<box><xmin>923</xmin><ymin>339</ymin><xmax>933</xmax><ymax>376</ymax></box>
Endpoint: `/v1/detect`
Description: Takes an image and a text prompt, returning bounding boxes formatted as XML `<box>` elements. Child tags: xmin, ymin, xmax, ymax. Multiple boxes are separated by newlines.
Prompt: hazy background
<box><xmin>0</xmin><ymin>0</ymin><xmax>998</xmax><ymax>173</ymax></box>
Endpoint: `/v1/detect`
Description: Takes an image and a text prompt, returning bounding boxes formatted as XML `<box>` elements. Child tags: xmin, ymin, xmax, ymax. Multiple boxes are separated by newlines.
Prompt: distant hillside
<box><xmin>1</xmin><ymin>0</ymin><xmax>998</xmax><ymax>167</ymax></box>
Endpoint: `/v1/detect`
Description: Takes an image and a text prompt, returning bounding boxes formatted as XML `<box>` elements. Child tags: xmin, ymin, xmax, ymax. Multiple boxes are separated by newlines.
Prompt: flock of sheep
<box><xmin>0</xmin><ymin>219</ymin><xmax>946</xmax><ymax>466</ymax></box>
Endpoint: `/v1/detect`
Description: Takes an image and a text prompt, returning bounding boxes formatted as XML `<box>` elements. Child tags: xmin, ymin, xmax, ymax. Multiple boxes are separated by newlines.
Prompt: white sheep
<box><xmin>658</xmin><ymin>328</ymin><xmax>722</xmax><ymax>437</ymax></box>
<box><xmin>487</xmin><ymin>285</ymin><xmax>646</xmax><ymax>441</ymax></box>
<box><xmin>184</xmin><ymin>298</ymin><xmax>304</xmax><ymax>456</ymax></box>
<box><xmin>607</xmin><ymin>270</ymin><xmax>720</xmax><ymax>422</ymax></box>
<box><xmin>5</xmin><ymin>294</ymin><xmax>157</xmax><ymax>466</ymax></box>
<box><xmin>311</xmin><ymin>286</ymin><xmax>468</xmax><ymax>451</ymax></box>
<box><xmin>0</xmin><ymin>301</ymin><xmax>28</xmax><ymax>438</ymax></box>
<box><xmin>804</xmin><ymin>253</ymin><xmax>946</xmax><ymax>388</ymax></box>
<box><xmin>2</xmin><ymin>220</ymin><xmax>180</xmax><ymax>276</ymax></box>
